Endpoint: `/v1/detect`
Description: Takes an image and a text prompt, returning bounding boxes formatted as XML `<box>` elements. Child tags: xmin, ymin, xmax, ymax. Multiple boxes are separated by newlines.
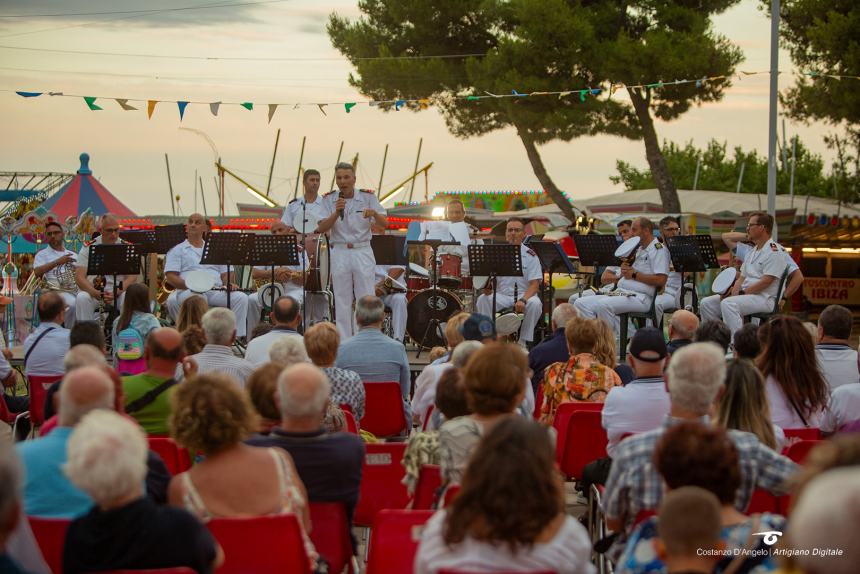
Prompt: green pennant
<box><xmin>84</xmin><ymin>97</ymin><xmax>102</xmax><ymax>111</ymax></box>
<box><xmin>241</xmin><ymin>102</ymin><xmax>254</xmax><ymax>111</ymax></box>
<box><xmin>344</xmin><ymin>102</ymin><xmax>357</xmax><ymax>113</ymax></box>
<box><xmin>466</xmin><ymin>95</ymin><xmax>480</xmax><ymax>101</ymax></box>
<box><xmin>579</xmin><ymin>90</ymin><xmax>587</xmax><ymax>102</ymax></box>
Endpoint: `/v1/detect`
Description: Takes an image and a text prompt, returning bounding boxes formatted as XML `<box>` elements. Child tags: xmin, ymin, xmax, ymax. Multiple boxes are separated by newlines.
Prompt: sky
<box><xmin>0</xmin><ymin>0</ymin><xmax>835</xmax><ymax>216</ymax></box>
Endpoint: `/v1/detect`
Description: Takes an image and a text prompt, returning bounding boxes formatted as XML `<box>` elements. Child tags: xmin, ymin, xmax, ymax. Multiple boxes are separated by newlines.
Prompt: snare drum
<box><xmin>438</xmin><ymin>254</ymin><xmax>462</xmax><ymax>288</ymax></box>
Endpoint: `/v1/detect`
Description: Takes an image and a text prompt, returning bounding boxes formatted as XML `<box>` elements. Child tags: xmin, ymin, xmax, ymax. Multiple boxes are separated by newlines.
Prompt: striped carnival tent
<box><xmin>41</xmin><ymin>153</ymin><xmax>136</xmax><ymax>220</ymax></box>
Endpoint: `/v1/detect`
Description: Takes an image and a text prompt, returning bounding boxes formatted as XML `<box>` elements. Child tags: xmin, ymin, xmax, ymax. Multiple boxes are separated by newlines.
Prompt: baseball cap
<box><xmin>460</xmin><ymin>313</ymin><xmax>497</xmax><ymax>341</ymax></box>
<box><xmin>628</xmin><ymin>327</ymin><xmax>668</xmax><ymax>362</ymax></box>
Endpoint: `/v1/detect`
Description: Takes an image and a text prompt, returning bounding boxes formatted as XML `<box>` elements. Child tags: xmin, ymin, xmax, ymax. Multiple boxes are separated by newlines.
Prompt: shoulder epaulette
<box><xmin>654</xmin><ymin>242</ymin><xmax>663</xmax><ymax>249</ymax></box>
<box><xmin>359</xmin><ymin>188</ymin><xmax>375</xmax><ymax>194</ymax></box>
<box><xmin>770</xmin><ymin>242</ymin><xmax>779</xmax><ymax>252</ymax></box>
<box><xmin>323</xmin><ymin>190</ymin><xmax>337</xmax><ymax>197</ymax></box>
<box><xmin>526</xmin><ymin>248</ymin><xmax>536</xmax><ymax>257</ymax></box>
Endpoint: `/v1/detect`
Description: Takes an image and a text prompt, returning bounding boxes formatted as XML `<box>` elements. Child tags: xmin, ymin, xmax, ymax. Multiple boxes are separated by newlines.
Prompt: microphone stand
<box><xmin>301</xmin><ymin>197</ymin><xmax>308</xmax><ymax>328</ymax></box>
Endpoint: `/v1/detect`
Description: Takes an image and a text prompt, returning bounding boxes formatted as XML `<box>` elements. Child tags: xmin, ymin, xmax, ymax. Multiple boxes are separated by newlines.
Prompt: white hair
<box><xmin>355</xmin><ymin>295</ymin><xmax>385</xmax><ymax>327</ymax></box>
<box><xmin>58</xmin><ymin>367</ymin><xmax>115</xmax><ymax>427</ymax></box>
<box><xmin>277</xmin><ymin>364</ymin><xmax>331</xmax><ymax>418</ymax></box>
<box><xmin>451</xmin><ymin>340</ymin><xmax>483</xmax><ymax>368</ymax></box>
<box><xmin>269</xmin><ymin>335</ymin><xmax>309</xmax><ymax>367</ymax></box>
<box><xmin>0</xmin><ymin>445</ymin><xmax>22</xmax><ymax>524</ymax></box>
<box><xmin>789</xmin><ymin>468</ymin><xmax>860</xmax><ymax>574</ymax></box>
<box><xmin>551</xmin><ymin>303</ymin><xmax>577</xmax><ymax>330</ymax></box>
<box><xmin>202</xmin><ymin>307</ymin><xmax>236</xmax><ymax>346</ymax></box>
<box><xmin>65</xmin><ymin>410</ymin><xmax>147</xmax><ymax>507</ymax></box>
<box><xmin>64</xmin><ymin>344</ymin><xmax>107</xmax><ymax>372</ymax></box>
<box><xmin>665</xmin><ymin>342</ymin><xmax>726</xmax><ymax>414</ymax></box>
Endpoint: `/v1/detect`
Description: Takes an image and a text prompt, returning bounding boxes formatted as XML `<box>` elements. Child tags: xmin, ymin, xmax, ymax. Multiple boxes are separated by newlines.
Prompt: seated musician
<box><xmin>34</xmin><ymin>221</ymin><xmax>78</xmax><ymax>328</ymax></box>
<box><xmin>374</xmin><ymin>264</ymin><xmax>407</xmax><ymax>342</ymax></box>
<box><xmin>573</xmin><ymin>217</ymin><xmax>669</xmax><ymax>336</ymax></box>
<box><xmin>163</xmin><ymin>212</ymin><xmax>249</xmax><ymax>341</ymax></box>
<box><xmin>435</xmin><ymin>198</ymin><xmax>482</xmax><ymax>275</ymax></box>
<box><xmin>568</xmin><ymin>219</ymin><xmax>633</xmax><ymax>303</ymax></box>
<box><xmin>74</xmin><ymin>213</ymin><xmax>138</xmax><ymax>323</ymax></box>
<box><xmin>700</xmin><ymin>212</ymin><xmax>789</xmax><ymax>337</ymax></box>
<box><xmin>475</xmin><ymin>217</ymin><xmax>542</xmax><ymax>348</ymax></box>
<box><xmin>655</xmin><ymin>216</ymin><xmax>683</xmax><ymax>323</ymax></box>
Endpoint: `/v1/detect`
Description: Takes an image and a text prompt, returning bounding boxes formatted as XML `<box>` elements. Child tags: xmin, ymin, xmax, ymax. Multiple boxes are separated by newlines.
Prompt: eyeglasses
<box><xmin>46</xmin><ymin>230</ymin><xmax>63</xmax><ymax>236</ymax></box>
<box><xmin>746</xmin><ymin>223</ymin><xmax>763</xmax><ymax>229</ymax></box>
<box><xmin>664</xmin><ymin>227</ymin><xmax>680</xmax><ymax>232</ymax></box>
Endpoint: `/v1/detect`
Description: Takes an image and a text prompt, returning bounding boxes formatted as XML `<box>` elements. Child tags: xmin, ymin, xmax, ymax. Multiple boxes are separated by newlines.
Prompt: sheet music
<box><xmin>421</xmin><ymin>220</ymin><xmax>452</xmax><ymax>241</ymax></box>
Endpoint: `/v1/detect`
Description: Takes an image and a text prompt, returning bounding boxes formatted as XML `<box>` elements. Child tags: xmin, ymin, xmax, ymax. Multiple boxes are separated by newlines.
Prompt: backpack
<box><xmin>116</xmin><ymin>326</ymin><xmax>145</xmax><ymax>361</ymax></box>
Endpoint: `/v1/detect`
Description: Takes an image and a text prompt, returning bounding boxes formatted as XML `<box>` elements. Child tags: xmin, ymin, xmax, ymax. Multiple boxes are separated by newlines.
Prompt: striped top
<box><xmin>188</xmin><ymin>344</ymin><xmax>255</xmax><ymax>387</ymax></box>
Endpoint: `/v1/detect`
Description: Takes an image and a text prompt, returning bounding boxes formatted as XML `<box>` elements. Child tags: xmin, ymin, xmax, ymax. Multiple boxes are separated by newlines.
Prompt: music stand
<box><xmin>666</xmin><ymin>234</ymin><xmax>720</xmax><ymax>314</ymax></box>
<box><xmin>153</xmin><ymin>224</ymin><xmax>187</xmax><ymax>255</ymax></box>
<box><xmin>526</xmin><ymin>241</ymin><xmax>577</xmax><ymax>335</ymax></box>
<box><xmin>87</xmin><ymin>243</ymin><xmax>142</xmax><ymax>313</ymax></box>
<box><xmin>573</xmin><ymin>234</ymin><xmax>620</xmax><ymax>290</ymax></box>
<box><xmin>251</xmin><ymin>234</ymin><xmax>299</xmax><ymax>311</ymax></box>
<box><xmin>372</xmin><ymin>235</ymin><xmax>409</xmax><ymax>267</ymax></box>
<box><xmin>200</xmin><ymin>233</ymin><xmax>254</xmax><ymax>310</ymax></box>
<box><xmin>407</xmin><ymin>239</ymin><xmax>458</xmax><ymax>354</ymax></box>
<box><xmin>468</xmin><ymin>243</ymin><xmax>522</xmax><ymax>332</ymax></box>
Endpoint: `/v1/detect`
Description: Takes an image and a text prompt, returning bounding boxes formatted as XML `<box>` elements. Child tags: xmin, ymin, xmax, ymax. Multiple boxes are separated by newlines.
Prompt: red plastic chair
<box><xmin>102</xmin><ymin>569</ymin><xmax>197</xmax><ymax>574</ymax></box>
<box><xmin>365</xmin><ymin>509</ymin><xmax>434</xmax><ymax>574</ymax></box>
<box><xmin>442</xmin><ymin>484</ymin><xmax>461</xmax><ymax>507</ymax></box>
<box><xmin>147</xmin><ymin>437</ymin><xmax>192</xmax><ymax>475</ymax></box>
<box><xmin>533</xmin><ymin>384</ymin><xmax>544</xmax><ymax>420</ymax></box>
<box><xmin>412</xmin><ymin>465</ymin><xmax>442</xmax><ymax>509</ymax></box>
<box><xmin>26</xmin><ymin>374</ymin><xmax>62</xmax><ymax>427</ymax></box>
<box><xmin>309</xmin><ymin>502</ymin><xmax>354</xmax><ymax>574</ymax></box>
<box><xmin>783</xmin><ymin>428</ymin><xmax>822</xmax><ymax>441</ymax></box>
<box><xmin>550</xmin><ymin>402</ymin><xmax>603</xmax><ymax>460</ymax></box>
<box><xmin>342</xmin><ymin>409</ymin><xmax>359</xmax><ymax>434</ymax></box>
<box><xmin>554</xmin><ymin>408</ymin><xmax>607</xmax><ymax>480</ymax></box>
<box><xmin>745</xmin><ymin>488</ymin><xmax>781</xmax><ymax>514</ymax></box>
<box><xmin>784</xmin><ymin>439</ymin><xmax>819</xmax><ymax>464</ymax></box>
<box><xmin>28</xmin><ymin>516</ymin><xmax>70</xmax><ymax>574</ymax></box>
<box><xmin>422</xmin><ymin>405</ymin><xmax>434</xmax><ymax>431</ymax></box>
<box><xmin>361</xmin><ymin>382</ymin><xmax>408</xmax><ymax>437</ymax></box>
<box><xmin>207</xmin><ymin>514</ymin><xmax>310</xmax><ymax>574</ymax></box>
<box><xmin>354</xmin><ymin>443</ymin><xmax>410</xmax><ymax>526</ymax></box>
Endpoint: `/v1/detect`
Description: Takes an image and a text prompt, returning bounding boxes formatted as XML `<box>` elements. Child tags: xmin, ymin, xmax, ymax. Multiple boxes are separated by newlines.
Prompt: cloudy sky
<box><xmin>0</xmin><ymin>0</ymin><xmax>833</xmax><ymax>216</ymax></box>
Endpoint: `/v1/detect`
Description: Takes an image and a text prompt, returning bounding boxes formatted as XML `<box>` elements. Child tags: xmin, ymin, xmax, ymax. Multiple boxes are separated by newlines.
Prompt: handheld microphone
<box><xmin>338</xmin><ymin>191</ymin><xmax>345</xmax><ymax>220</ymax></box>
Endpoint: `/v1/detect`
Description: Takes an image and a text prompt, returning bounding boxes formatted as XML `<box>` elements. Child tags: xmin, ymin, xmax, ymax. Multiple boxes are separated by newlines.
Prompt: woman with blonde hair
<box><xmin>716</xmin><ymin>359</ymin><xmax>783</xmax><ymax>450</ymax></box>
<box><xmin>176</xmin><ymin>295</ymin><xmax>208</xmax><ymax>333</ymax></box>
<box><xmin>593</xmin><ymin>319</ymin><xmax>634</xmax><ymax>384</ymax></box>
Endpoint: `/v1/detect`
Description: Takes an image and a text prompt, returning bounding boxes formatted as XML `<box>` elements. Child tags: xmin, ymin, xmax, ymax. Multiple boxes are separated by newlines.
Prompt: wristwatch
<box><xmin>739</xmin><ymin>289</ymin><xmax>746</xmax><ymax>295</ymax></box>
<box><xmin>632</xmin><ymin>271</ymin><xmax>638</xmax><ymax>280</ymax></box>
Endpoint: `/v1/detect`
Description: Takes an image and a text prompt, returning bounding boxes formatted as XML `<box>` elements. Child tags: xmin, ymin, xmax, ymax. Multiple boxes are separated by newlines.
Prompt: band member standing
<box><xmin>282</xmin><ymin>169</ymin><xmax>327</xmax><ymax>232</ymax></box>
<box><xmin>374</xmin><ymin>264</ymin><xmax>407</xmax><ymax>342</ymax></box>
<box><xmin>475</xmin><ymin>217</ymin><xmax>542</xmax><ymax>347</ymax></box>
<box><xmin>33</xmin><ymin>221</ymin><xmax>78</xmax><ymax>328</ymax></box>
<box><xmin>573</xmin><ymin>217</ymin><xmax>669</xmax><ymax>336</ymax></box>
<box><xmin>315</xmin><ymin>162</ymin><xmax>388</xmax><ymax>339</ymax></box>
<box><xmin>164</xmin><ymin>213</ymin><xmax>249</xmax><ymax>340</ymax></box>
<box><xmin>74</xmin><ymin>213</ymin><xmax>138</xmax><ymax>322</ymax></box>
<box><xmin>699</xmin><ymin>212</ymin><xmax>788</xmax><ymax>336</ymax></box>
<box><xmin>655</xmin><ymin>216</ymin><xmax>683</xmax><ymax>322</ymax></box>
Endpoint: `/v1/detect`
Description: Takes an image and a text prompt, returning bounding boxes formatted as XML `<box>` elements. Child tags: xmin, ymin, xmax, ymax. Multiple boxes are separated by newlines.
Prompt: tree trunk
<box><xmin>516</xmin><ymin>129</ymin><xmax>578</xmax><ymax>222</ymax></box>
<box><xmin>628</xmin><ymin>89</ymin><xmax>682</xmax><ymax>213</ymax></box>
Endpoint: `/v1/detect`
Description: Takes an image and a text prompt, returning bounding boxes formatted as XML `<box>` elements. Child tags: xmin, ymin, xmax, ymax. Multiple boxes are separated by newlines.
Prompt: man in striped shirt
<box><xmin>186</xmin><ymin>307</ymin><xmax>254</xmax><ymax>387</ymax></box>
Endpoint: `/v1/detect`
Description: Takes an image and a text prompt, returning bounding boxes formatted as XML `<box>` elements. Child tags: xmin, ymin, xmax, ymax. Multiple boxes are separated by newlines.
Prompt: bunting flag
<box><xmin>16</xmin><ymin>91</ymin><xmax>42</xmax><ymax>98</ymax></box>
<box><xmin>394</xmin><ymin>99</ymin><xmax>406</xmax><ymax>110</ymax></box>
<box><xmin>344</xmin><ymin>102</ymin><xmax>356</xmax><ymax>113</ymax></box>
<box><xmin>147</xmin><ymin>100</ymin><xmax>158</xmax><ymax>119</ymax></box>
<box><xmin>240</xmin><ymin>102</ymin><xmax>253</xmax><ymax>111</ymax></box>
<box><xmin>83</xmin><ymin>97</ymin><xmax>102</xmax><ymax>111</ymax></box>
<box><xmin>317</xmin><ymin>104</ymin><xmax>327</xmax><ymax>116</ymax></box>
<box><xmin>418</xmin><ymin>99</ymin><xmax>430</xmax><ymax>110</ymax></box>
<box><xmin>177</xmin><ymin>101</ymin><xmax>189</xmax><ymax>121</ymax></box>
<box><xmin>48</xmin><ymin>92</ymin><xmax>63</xmax><ymax>96</ymax></box>
<box><xmin>210</xmin><ymin>102</ymin><xmax>221</xmax><ymax>116</ymax></box>
<box><xmin>267</xmin><ymin>103</ymin><xmax>278</xmax><ymax>123</ymax></box>
<box><xmin>115</xmin><ymin>99</ymin><xmax>137</xmax><ymax>111</ymax></box>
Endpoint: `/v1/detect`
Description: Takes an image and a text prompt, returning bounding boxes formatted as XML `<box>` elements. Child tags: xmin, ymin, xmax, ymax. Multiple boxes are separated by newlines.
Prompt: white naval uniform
<box><xmin>321</xmin><ymin>189</ymin><xmax>387</xmax><ymax>340</ymax></box>
<box><xmin>655</xmin><ymin>265</ymin><xmax>683</xmax><ymax>324</ymax></box>
<box><xmin>476</xmin><ymin>243</ymin><xmax>543</xmax><ymax>344</ymax></box>
<box><xmin>282</xmin><ymin>195</ymin><xmax>328</xmax><ymax>231</ymax></box>
<box><xmin>74</xmin><ymin>237</ymin><xmax>132</xmax><ymax>322</ymax></box>
<box><xmin>34</xmin><ymin>246</ymin><xmax>78</xmax><ymax>328</ymax></box>
<box><xmin>436</xmin><ymin>222</ymin><xmax>483</xmax><ymax>276</ymax></box>
<box><xmin>375</xmin><ymin>265</ymin><xmax>407</xmax><ymax>342</ymax></box>
<box><xmin>700</xmin><ymin>241</ymin><xmax>788</xmax><ymax>335</ymax></box>
<box><xmin>246</xmin><ymin>250</ymin><xmax>314</xmax><ymax>336</ymax></box>
<box><xmin>573</xmin><ymin>237</ymin><xmax>670</xmax><ymax>335</ymax></box>
<box><xmin>164</xmin><ymin>239</ymin><xmax>249</xmax><ymax>338</ymax></box>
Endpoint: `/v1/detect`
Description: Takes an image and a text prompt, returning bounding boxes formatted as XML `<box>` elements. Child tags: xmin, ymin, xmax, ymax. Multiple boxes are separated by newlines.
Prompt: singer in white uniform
<box><xmin>654</xmin><ymin>216</ymin><xmax>682</xmax><ymax>322</ymax></box>
<box><xmin>700</xmin><ymin>212</ymin><xmax>788</xmax><ymax>335</ymax></box>
<box><xmin>315</xmin><ymin>162</ymin><xmax>388</xmax><ymax>340</ymax></box>
<box><xmin>33</xmin><ymin>221</ymin><xmax>78</xmax><ymax>328</ymax></box>
<box><xmin>164</xmin><ymin>213</ymin><xmax>249</xmax><ymax>339</ymax></box>
<box><xmin>574</xmin><ymin>217</ymin><xmax>669</xmax><ymax>336</ymax></box>
<box><xmin>476</xmin><ymin>218</ymin><xmax>543</xmax><ymax>346</ymax></box>
<box><xmin>374</xmin><ymin>264</ymin><xmax>407</xmax><ymax>342</ymax></box>
<box><xmin>74</xmin><ymin>213</ymin><xmax>137</xmax><ymax>322</ymax></box>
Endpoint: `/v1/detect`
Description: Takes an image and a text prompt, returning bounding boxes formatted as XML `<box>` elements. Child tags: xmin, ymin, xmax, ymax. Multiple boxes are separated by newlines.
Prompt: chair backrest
<box><xmin>147</xmin><ymin>437</ymin><xmax>192</xmax><ymax>475</ymax></box>
<box><xmin>772</xmin><ymin>267</ymin><xmax>791</xmax><ymax>314</ymax></box>
<box><xmin>412</xmin><ymin>464</ymin><xmax>442</xmax><ymax>510</ymax></box>
<box><xmin>557</xmin><ymin>409</ymin><xmax>607</xmax><ymax>480</ymax></box>
<box><xmin>422</xmin><ymin>405</ymin><xmax>435</xmax><ymax>431</ymax></box>
<box><xmin>783</xmin><ymin>428</ymin><xmax>822</xmax><ymax>441</ymax></box>
<box><xmin>366</xmin><ymin>509</ymin><xmax>434</xmax><ymax>574</ymax></box>
<box><xmin>308</xmin><ymin>502</ymin><xmax>353</xmax><ymax>574</ymax></box>
<box><xmin>533</xmin><ymin>383</ymin><xmax>544</xmax><ymax>420</ymax></box>
<box><xmin>207</xmin><ymin>514</ymin><xmax>310</xmax><ymax>574</ymax></box>
<box><xmin>342</xmin><ymin>409</ymin><xmax>359</xmax><ymax>434</ymax></box>
<box><xmin>442</xmin><ymin>484</ymin><xmax>461</xmax><ymax>507</ymax></box>
<box><xmin>27</xmin><ymin>375</ymin><xmax>62</xmax><ymax>427</ymax></box>
<box><xmin>28</xmin><ymin>516</ymin><xmax>70</xmax><ymax>574</ymax></box>
<box><xmin>361</xmin><ymin>382</ymin><xmax>408</xmax><ymax>437</ymax></box>
<box><xmin>784</xmin><ymin>439</ymin><xmax>819</xmax><ymax>464</ymax></box>
<box><xmin>551</xmin><ymin>402</ymin><xmax>603</xmax><ymax>464</ymax></box>
<box><xmin>354</xmin><ymin>442</ymin><xmax>410</xmax><ymax>526</ymax></box>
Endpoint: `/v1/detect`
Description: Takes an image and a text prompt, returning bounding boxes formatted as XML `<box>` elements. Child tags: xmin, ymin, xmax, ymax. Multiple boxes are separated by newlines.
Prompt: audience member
<box><xmin>246</xmin><ymin>364</ymin><xmax>365</xmax><ymax>526</ymax></box>
<box><xmin>41</xmin><ymin>345</ymin><xmax>110</xmax><ymax>431</ymax></box>
<box><xmin>650</xmin><ymin>488</ymin><xmax>723</xmax><ymax>574</ymax></box>
<box><xmin>618</xmin><ymin>424</ymin><xmax>784</xmax><ymax>573</ymax></box>
<box><xmin>427</xmin><ymin>312</ymin><xmax>470</xmax><ymax>365</ymax></box>
<box><xmin>337</xmin><ymin>295</ymin><xmax>411</xmax><ymax>422</ymax></box>
<box><xmin>415</xmin><ymin>417</ymin><xmax>593</xmax><ymax>574</ymax></box>
<box><xmin>802</xmin><ymin>321</ymin><xmax>818</xmax><ymax>342</ymax></box>
<box><xmin>665</xmin><ymin>310</ymin><xmax>699</xmax><ymax>356</ymax></box>
<box><xmin>428</xmin><ymin>347</ymin><xmax>447</xmax><ymax>363</ymax></box>
<box><xmin>593</xmin><ymin>319</ymin><xmax>634</xmax><ymax>384</ymax></box>
<box><xmin>69</xmin><ymin>320</ymin><xmax>106</xmax><ymax>351</ymax></box>
<box><xmin>821</xmin><ymin>380</ymin><xmax>860</xmax><ymax>434</ymax></box>
<box><xmin>528</xmin><ymin>303</ymin><xmax>577</xmax><ymax>392</ymax></box>
<box><xmin>188</xmin><ymin>308</ymin><xmax>254</xmax><ymax>386</ymax></box>
<box><xmin>787</xmin><ymin>433</ymin><xmax>860</xmax><ymax>508</ymax></box>
<box><xmin>603</xmin><ymin>343</ymin><xmax>796</xmax><ymax>560</ymax></box>
<box><xmin>425</xmin><ymin>342</ymin><xmax>482</xmax><ymax>431</ymax></box>
<box><xmin>251</xmin><ymin>323</ymin><xmax>273</xmax><ymax>340</ymax></box>
<box><xmin>176</xmin><ymin>295</ymin><xmax>208</xmax><ymax>333</ymax></box>
<box><xmin>244</xmin><ymin>296</ymin><xmax>302</xmax><ymax>365</ymax></box>
<box><xmin>268</xmin><ymin>336</ymin><xmax>309</xmax><ymax>366</ymax></box>
<box><xmin>539</xmin><ymin>317</ymin><xmax>621</xmax><ymax>426</ymax></box>
<box><xmin>815</xmin><ymin>304</ymin><xmax>859</xmax><ymax>390</ymax></box>
<box><xmin>304</xmin><ymin>322</ymin><xmax>365</xmax><ymax>420</ymax></box>
<box><xmin>23</xmin><ymin>292</ymin><xmax>70</xmax><ymax>379</ymax></box>
<box><xmin>112</xmin><ymin>283</ymin><xmax>161</xmax><ymax>375</ymax></box>
<box><xmin>438</xmin><ymin>343</ymin><xmax>529</xmax><ymax>485</ymax></box>
<box><xmin>246</xmin><ymin>363</ymin><xmax>284</xmax><ymax>434</ymax></box>
<box><xmin>717</xmin><ymin>358</ymin><xmax>783</xmax><ymax>450</ymax></box>
<box><xmin>0</xmin><ymin>349</ymin><xmax>26</xmax><ymax>418</ymax></box>
<box><xmin>181</xmin><ymin>325</ymin><xmax>206</xmax><ymax>356</ymax></box>
<box><xmin>731</xmin><ymin>323</ymin><xmax>760</xmax><ymax>361</ymax></box>
<box><xmin>16</xmin><ymin>367</ymin><xmax>114</xmax><ymax>517</ymax></box>
<box><xmin>459</xmin><ymin>313</ymin><xmax>497</xmax><ymax>343</ymax></box>
<box><xmin>63</xmin><ymin>411</ymin><xmax>221</xmax><ymax>574</ymax></box>
<box><xmin>693</xmin><ymin>320</ymin><xmax>730</xmax><ymax>354</ymax></box>
<box><xmin>757</xmin><ymin>316</ymin><xmax>829</xmax><ymax>429</ymax></box>
<box><xmin>412</xmin><ymin>313</ymin><xmax>470</xmax><ymax>426</ymax></box>
<box><xmin>121</xmin><ymin>328</ymin><xmax>185</xmax><ymax>435</ymax></box>
<box><xmin>0</xmin><ymin>445</ymin><xmax>43</xmax><ymax>574</ymax></box>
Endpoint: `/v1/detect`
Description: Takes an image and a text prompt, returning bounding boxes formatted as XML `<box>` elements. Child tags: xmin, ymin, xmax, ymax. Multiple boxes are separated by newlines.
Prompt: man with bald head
<box><xmin>74</xmin><ymin>213</ymin><xmax>138</xmax><ymax>322</ymax></box>
<box><xmin>121</xmin><ymin>328</ymin><xmax>186</xmax><ymax>435</ymax></box>
<box><xmin>247</xmin><ymin>363</ymin><xmax>365</xmax><ymax>526</ymax></box>
<box><xmin>666</xmin><ymin>310</ymin><xmax>699</xmax><ymax>356</ymax></box>
<box><xmin>16</xmin><ymin>367</ymin><xmax>114</xmax><ymax>518</ymax></box>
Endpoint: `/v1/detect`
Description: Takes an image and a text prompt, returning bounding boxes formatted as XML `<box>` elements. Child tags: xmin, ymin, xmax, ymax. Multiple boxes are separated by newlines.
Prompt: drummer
<box><xmin>374</xmin><ymin>264</ymin><xmax>407</xmax><ymax>342</ymax></box>
<box><xmin>699</xmin><ymin>212</ymin><xmax>789</xmax><ymax>336</ymax></box>
<box><xmin>34</xmin><ymin>221</ymin><xmax>78</xmax><ymax>328</ymax></box>
<box><xmin>163</xmin><ymin>212</ymin><xmax>249</xmax><ymax>340</ymax></box>
<box><xmin>436</xmin><ymin>198</ymin><xmax>482</xmax><ymax>277</ymax></box>
<box><xmin>573</xmin><ymin>217</ymin><xmax>669</xmax><ymax>336</ymax></box>
<box><xmin>282</xmin><ymin>169</ymin><xmax>326</xmax><ymax>233</ymax></box>
<box><xmin>475</xmin><ymin>217</ymin><xmax>542</xmax><ymax>348</ymax></box>
<box><xmin>74</xmin><ymin>213</ymin><xmax>138</xmax><ymax>322</ymax></box>
<box><xmin>315</xmin><ymin>162</ymin><xmax>388</xmax><ymax>339</ymax></box>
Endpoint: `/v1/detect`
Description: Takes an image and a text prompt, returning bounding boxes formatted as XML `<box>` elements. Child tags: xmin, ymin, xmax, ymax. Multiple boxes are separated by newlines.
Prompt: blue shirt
<box><xmin>16</xmin><ymin>427</ymin><xmax>93</xmax><ymax>518</ymax></box>
<box><xmin>336</xmin><ymin>327</ymin><xmax>411</xmax><ymax>421</ymax></box>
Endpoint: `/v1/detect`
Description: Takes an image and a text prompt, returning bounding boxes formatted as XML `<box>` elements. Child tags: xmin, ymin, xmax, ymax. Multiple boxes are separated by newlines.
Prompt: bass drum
<box><xmin>304</xmin><ymin>234</ymin><xmax>331</xmax><ymax>293</ymax></box>
<box><xmin>406</xmin><ymin>289</ymin><xmax>463</xmax><ymax>349</ymax></box>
